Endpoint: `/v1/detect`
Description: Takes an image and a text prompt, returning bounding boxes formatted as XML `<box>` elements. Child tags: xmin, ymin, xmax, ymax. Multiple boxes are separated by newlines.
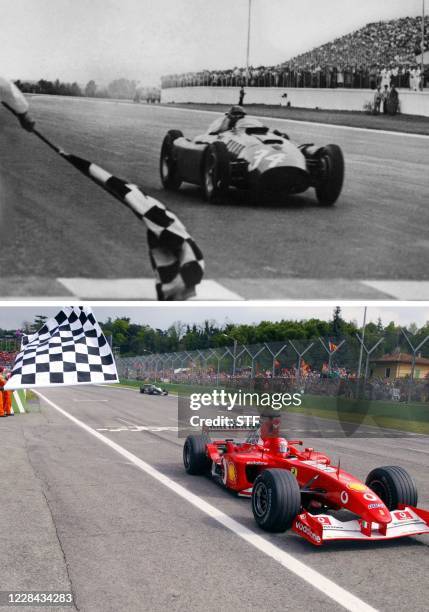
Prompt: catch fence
<box><xmin>117</xmin><ymin>335</ymin><xmax>429</xmax><ymax>404</ymax></box>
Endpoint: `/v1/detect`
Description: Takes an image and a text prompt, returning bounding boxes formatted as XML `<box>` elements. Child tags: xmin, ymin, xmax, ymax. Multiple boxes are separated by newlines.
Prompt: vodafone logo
<box><xmin>295</xmin><ymin>521</ymin><xmax>321</xmax><ymax>543</ymax></box>
<box><xmin>317</xmin><ymin>516</ymin><xmax>331</xmax><ymax>525</ymax></box>
<box><xmin>363</xmin><ymin>492</ymin><xmax>378</xmax><ymax>501</ymax></box>
<box><xmin>394</xmin><ymin>510</ymin><xmax>413</xmax><ymax>521</ymax></box>
<box><xmin>340</xmin><ymin>490</ymin><xmax>349</xmax><ymax>504</ymax></box>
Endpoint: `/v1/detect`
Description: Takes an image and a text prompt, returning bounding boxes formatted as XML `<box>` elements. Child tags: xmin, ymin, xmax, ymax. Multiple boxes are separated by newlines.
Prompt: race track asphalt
<box><xmin>3</xmin><ymin>385</ymin><xmax>428</xmax><ymax>612</ymax></box>
<box><xmin>1</xmin><ymin>96</ymin><xmax>429</xmax><ymax>299</ymax></box>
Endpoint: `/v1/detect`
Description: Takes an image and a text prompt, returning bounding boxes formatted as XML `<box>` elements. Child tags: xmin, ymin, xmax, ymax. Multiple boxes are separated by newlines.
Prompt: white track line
<box><xmin>154</xmin><ymin>103</ymin><xmax>429</xmax><ymax>139</ymax></box>
<box><xmin>36</xmin><ymin>390</ymin><xmax>377</xmax><ymax>612</ymax></box>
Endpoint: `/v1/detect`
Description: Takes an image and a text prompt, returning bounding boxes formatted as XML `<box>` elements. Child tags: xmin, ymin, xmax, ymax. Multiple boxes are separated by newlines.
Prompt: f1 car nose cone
<box><xmin>366</xmin><ymin>506</ymin><xmax>392</xmax><ymax>524</ymax></box>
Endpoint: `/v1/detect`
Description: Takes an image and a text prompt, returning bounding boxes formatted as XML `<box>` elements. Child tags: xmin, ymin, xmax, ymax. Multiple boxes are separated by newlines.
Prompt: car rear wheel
<box><xmin>183</xmin><ymin>435</ymin><xmax>210</xmax><ymax>475</ymax></box>
<box><xmin>160</xmin><ymin>130</ymin><xmax>183</xmax><ymax>190</ymax></box>
<box><xmin>252</xmin><ymin>469</ymin><xmax>301</xmax><ymax>532</ymax></box>
<box><xmin>202</xmin><ymin>142</ymin><xmax>230</xmax><ymax>203</ymax></box>
<box><xmin>365</xmin><ymin>466</ymin><xmax>418</xmax><ymax>510</ymax></box>
<box><xmin>315</xmin><ymin>144</ymin><xmax>344</xmax><ymax>206</ymax></box>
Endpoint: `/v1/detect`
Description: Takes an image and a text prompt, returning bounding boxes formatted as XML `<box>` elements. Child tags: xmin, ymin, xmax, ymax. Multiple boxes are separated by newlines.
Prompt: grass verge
<box><xmin>119</xmin><ymin>379</ymin><xmax>429</xmax><ymax>435</ymax></box>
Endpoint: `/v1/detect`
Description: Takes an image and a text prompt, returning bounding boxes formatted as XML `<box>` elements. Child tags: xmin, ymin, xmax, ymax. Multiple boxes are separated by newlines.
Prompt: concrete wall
<box><xmin>161</xmin><ymin>86</ymin><xmax>429</xmax><ymax>117</ymax></box>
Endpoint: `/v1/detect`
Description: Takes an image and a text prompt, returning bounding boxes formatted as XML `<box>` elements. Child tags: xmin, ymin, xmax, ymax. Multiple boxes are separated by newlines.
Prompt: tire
<box><xmin>140</xmin><ymin>388</ymin><xmax>145</xmax><ymax>394</ymax></box>
<box><xmin>252</xmin><ymin>469</ymin><xmax>301</xmax><ymax>532</ymax></box>
<box><xmin>160</xmin><ymin>130</ymin><xmax>183</xmax><ymax>190</ymax></box>
<box><xmin>202</xmin><ymin>141</ymin><xmax>230</xmax><ymax>203</ymax></box>
<box><xmin>365</xmin><ymin>466</ymin><xmax>418</xmax><ymax>510</ymax></box>
<box><xmin>183</xmin><ymin>435</ymin><xmax>210</xmax><ymax>475</ymax></box>
<box><xmin>315</xmin><ymin>144</ymin><xmax>344</xmax><ymax>206</ymax></box>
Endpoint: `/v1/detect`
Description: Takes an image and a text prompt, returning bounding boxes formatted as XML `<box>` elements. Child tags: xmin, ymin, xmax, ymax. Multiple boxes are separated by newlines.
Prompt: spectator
<box><xmin>382</xmin><ymin>84</ymin><xmax>390</xmax><ymax>113</ymax></box>
<box><xmin>373</xmin><ymin>86</ymin><xmax>382</xmax><ymax>114</ymax></box>
<box><xmin>238</xmin><ymin>87</ymin><xmax>245</xmax><ymax>105</ymax></box>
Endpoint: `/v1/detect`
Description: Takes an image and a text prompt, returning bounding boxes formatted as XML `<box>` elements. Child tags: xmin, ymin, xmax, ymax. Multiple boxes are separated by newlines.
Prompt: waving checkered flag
<box><xmin>1</xmin><ymin>77</ymin><xmax>204</xmax><ymax>300</ymax></box>
<box><xmin>5</xmin><ymin>306</ymin><xmax>118</xmax><ymax>390</ymax></box>
<box><xmin>63</xmin><ymin>154</ymin><xmax>204</xmax><ymax>300</ymax></box>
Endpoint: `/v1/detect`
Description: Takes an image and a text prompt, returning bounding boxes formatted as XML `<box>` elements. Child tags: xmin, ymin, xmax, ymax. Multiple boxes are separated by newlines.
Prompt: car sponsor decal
<box><xmin>393</xmin><ymin>510</ymin><xmax>413</xmax><ymax>521</ymax></box>
<box><xmin>227</xmin><ymin>461</ymin><xmax>237</xmax><ymax>484</ymax></box>
<box><xmin>347</xmin><ymin>482</ymin><xmax>367</xmax><ymax>492</ymax></box>
<box><xmin>317</xmin><ymin>516</ymin><xmax>332</xmax><ymax>526</ymax></box>
<box><xmin>295</xmin><ymin>521</ymin><xmax>321</xmax><ymax>544</ymax></box>
<box><xmin>290</xmin><ymin>467</ymin><xmax>298</xmax><ymax>477</ymax></box>
<box><xmin>340</xmin><ymin>491</ymin><xmax>349</xmax><ymax>504</ymax></box>
<box><xmin>368</xmin><ymin>503</ymin><xmax>384</xmax><ymax>509</ymax></box>
<box><xmin>363</xmin><ymin>492</ymin><xmax>378</xmax><ymax>501</ymax></box>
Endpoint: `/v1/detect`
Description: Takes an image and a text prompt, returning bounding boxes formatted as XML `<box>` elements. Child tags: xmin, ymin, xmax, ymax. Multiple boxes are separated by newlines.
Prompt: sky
<box><xmin>1</xmin><ymin>0</ymin><xmax>424</xmax><ymax>85</ymax></box>
<box><xmin>0</xmin><ymin>304</ymin><xmax>428</xmax><ymax>331</ymax></box>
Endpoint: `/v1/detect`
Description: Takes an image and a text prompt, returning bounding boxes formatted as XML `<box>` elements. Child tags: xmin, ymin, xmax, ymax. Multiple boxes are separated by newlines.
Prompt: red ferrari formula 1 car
<box><xmin>160</xmin><ymin>106</ymin><xmax>344</xmax><ymax>205</ymax></box>
<box><xmin>183</xmin><ymin>419</ymin><xmax>429</xmax><ymax>545</ymax></box>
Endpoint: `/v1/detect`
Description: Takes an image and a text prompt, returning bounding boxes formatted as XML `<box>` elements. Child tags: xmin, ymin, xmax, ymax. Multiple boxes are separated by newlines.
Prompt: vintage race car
<box><xmin>160</xmin><ymin>108</ymin><xmax>344</xmax><ymax>205</ymax></box>
<box><xmin>140</xmin><ymin>384</ymin><xmax>168</xmax><ymax>395</ymax></box>
<box><xmin>183</xmin><ymin>418</ymin><xmax>429</xmax><ymax>545</ymax></box>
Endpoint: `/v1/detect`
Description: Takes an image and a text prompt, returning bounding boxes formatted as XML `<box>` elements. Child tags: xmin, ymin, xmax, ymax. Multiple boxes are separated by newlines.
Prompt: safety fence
<box><xmin>117</xmin><ymin>334</ymin><xmax>429</xmax><ymax>404</ymax></box>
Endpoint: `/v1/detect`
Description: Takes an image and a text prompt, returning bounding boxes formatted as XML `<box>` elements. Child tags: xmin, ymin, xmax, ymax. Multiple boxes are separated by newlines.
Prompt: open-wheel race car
<box><xmin>183</xmin><ymin>418</ymin><xmax>429</xmax><ymax>545</ymax></box>
<box><xmin>160</xmin><ymin>106</ymin><xmax>344</xmax><ymax>205</ymax></box>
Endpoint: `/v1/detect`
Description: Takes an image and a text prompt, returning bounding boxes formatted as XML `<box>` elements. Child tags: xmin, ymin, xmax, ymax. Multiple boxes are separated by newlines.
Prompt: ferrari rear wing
<box><xmin>293</xmin><ymin>506</ymin><xmax>429</xmax><ymax>545</ymax></box>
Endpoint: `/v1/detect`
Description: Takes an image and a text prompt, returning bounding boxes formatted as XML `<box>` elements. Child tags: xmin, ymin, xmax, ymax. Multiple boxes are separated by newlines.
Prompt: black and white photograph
<box><xmin>0</xmin><ymin>0</ymin><xmax>428</xmax><ymax>300</ymax></box>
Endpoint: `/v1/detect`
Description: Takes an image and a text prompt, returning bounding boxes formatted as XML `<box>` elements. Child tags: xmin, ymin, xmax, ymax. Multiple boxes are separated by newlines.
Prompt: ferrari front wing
<box><xmin>293</xmin><ymin>506</ymin><xmax>429</xmax><ymax>545</ymax></box>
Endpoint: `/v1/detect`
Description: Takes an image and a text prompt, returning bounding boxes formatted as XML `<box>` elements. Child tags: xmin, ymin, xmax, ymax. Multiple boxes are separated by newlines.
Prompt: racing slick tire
<box><xmin>183</xmin><ymin>435</ymin><xmax>210</xmax><ymax>475</ymax></box>
<box><xmin>202</xmin><ymin>141</ymin><xmax>230</xmax><ymax>203</ymax></box>
<box><xmin>365</xmin><ymin>466</ymin><xmax>418</xmax><ymax>510</ymax></box>
<box><xmin>252</xmin><ymin>469</ymin><xmax>301</xmax><ymax>532</ymax></box>
<box><xmin>160</xmin><ymin>130</ymin><xmax>183</xmax><ymax>190</ymax></box>
<box><xmin>315</xmin><ymin>144</ymin><xmax>344</xmax><ymax>206</ymax></box>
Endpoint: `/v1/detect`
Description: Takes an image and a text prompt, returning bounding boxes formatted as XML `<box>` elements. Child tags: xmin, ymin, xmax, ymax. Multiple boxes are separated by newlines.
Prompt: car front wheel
<box><xmin>366</xmin><ymin>466</ymin><xmax>418</xmax><ymax>510</ymax></box>
<box><xmin>202</xmin><ymin>142</ymin><xmax>230</xmax><ymax>203</ymax></box>
<box><xmin>315</xmin><ymin>144</ymin><xmax>344</xmax><ymax>206</ymax></box>
<box><xmin>252</xmin><ymin>469</ymin><xmax>301</xmax><ymax>532</ymax></box>
<box><xmin>160</xmin><ymin>130</ymin><xmax>183</xmax><ymax>190</ymax></box>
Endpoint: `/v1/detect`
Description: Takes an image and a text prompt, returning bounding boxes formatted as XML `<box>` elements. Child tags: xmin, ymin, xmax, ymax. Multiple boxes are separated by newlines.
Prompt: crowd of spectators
<box><xmin>122</xmin><ymin>358</ymin><xmax>429</xmax><ymax>403</ymax></box>
<box><xmin>162</xmin><ymin>16</ymin><xmax>429</xmax><ymax>91</ymax></box>
<box><xmin>0</xmin><ymin>351</ymin><xmax>17</xmax><ymax>368</ymax></box>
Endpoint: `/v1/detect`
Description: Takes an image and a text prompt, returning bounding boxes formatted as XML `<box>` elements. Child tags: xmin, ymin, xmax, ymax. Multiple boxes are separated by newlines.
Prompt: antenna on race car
<box><xmin>336</xmin><ymin>458</ymin><xmax>341</xmax><ymax>479</ymax></box>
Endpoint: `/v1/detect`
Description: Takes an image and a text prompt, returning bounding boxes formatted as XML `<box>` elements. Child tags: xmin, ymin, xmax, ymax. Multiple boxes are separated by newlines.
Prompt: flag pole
<box><xmin>357</xmin><ymin>306</ymin><xmax>367</xmax><ymax>379</ymax></box>
<box><xmin>422</xmin><ymin>0</ymin><xmax>426</xmax><ymax>90</ymax></box>
<box><xmin>246</xmin><ymin>0</ymin><xmax>252</xmax><ymax>86</ymax></box>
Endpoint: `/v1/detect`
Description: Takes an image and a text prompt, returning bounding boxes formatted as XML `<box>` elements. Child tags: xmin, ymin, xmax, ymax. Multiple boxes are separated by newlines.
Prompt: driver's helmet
<box><xmin>226</xmin><ymin>105</ymin><xmax>246</xmax><ymax>128</ymax></box>
<box><xmin>226</xmin><ymin>105</ymin><xmax>246</xmax><ymax>119</ymax></box>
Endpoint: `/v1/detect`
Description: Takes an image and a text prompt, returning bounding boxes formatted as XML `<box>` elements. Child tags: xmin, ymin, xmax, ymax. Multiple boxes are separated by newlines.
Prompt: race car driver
<box><xmin>208</xmin><ymin>105</ymin><xmax>247</xmax><ymax>134</ymax></box>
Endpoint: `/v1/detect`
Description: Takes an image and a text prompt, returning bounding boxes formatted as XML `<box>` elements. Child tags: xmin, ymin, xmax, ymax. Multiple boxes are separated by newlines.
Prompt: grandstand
<box><xmin>162</xmin><ymin>15</ymin><xmax>429</xmax><ymax>89</ymax></box>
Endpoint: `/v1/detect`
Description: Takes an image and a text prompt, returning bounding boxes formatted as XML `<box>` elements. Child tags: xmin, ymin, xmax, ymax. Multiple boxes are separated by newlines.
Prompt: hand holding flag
<box><xmin>0</xmin><ymin>76</ymin><xmax>35</xmax><ymax>131</ymax></box>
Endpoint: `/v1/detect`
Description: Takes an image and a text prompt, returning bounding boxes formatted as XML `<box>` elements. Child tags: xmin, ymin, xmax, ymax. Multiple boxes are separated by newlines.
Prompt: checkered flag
<box><xmin>63</xmin><ymin>154</ymin><xmax>204</xmax><ymax>300</ymax></box>
<box><xmin>5</xmin><ymin>306</ymin><xmax>118</xmax><ymax>390</ymax></box>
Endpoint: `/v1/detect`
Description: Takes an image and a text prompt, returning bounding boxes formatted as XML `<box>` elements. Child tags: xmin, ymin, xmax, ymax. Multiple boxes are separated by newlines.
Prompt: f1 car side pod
<box><xmin>293</xmin><ymin>506</ymin><xmax>429</xmax><ymax>545</ymax></box>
